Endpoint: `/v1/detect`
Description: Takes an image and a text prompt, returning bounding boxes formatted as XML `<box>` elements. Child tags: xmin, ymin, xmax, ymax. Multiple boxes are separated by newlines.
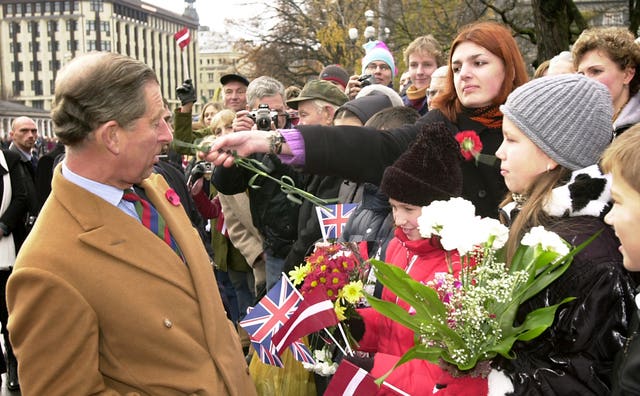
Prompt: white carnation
<box><xmin>521</xmin><ymin>226</ymin><xmax>570</xmax><ymax>256</ymax></box>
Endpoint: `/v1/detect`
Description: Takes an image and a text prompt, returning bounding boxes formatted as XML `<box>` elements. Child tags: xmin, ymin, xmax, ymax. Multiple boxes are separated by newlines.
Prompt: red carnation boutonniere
<box><xmin>455</xmin><ymin>131</ymin><xmax>498</xmax><ymax>167</ymax></box>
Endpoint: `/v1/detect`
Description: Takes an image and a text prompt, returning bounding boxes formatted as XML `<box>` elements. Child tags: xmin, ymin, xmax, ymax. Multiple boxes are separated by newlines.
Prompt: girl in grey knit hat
<box><xmin>489</xmin><ymin>73</ymin><xmax>637</xmax><ymax>395</ymax></box>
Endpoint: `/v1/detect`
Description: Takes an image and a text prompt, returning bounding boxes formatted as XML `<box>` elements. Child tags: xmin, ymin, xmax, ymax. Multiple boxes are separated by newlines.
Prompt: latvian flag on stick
<box><xmin>174</xmin><ymin>27</ymin><xmax>190</xmax><ymax>50</ymax></box>
<box><xmin>271</xmin><ymin>286</ymin><xmax>340</xmax><ymax>354</ymax></box>
<box><xmin>324</xmin><ymin>360</ymin><xmax>379</xmax><ymax>395</ymax></box>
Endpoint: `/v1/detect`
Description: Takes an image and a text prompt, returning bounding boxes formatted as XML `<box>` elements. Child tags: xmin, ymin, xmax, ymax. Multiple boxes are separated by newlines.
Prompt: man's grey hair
<box><xmin>51</xmin><ymin>52</ymin><xmax>158</xmax><ymax>146</ymax></box>
<box><xmin>246</xmin><ymin>76</ymin><xmax>285</xmax><ymax>109</ymax></box>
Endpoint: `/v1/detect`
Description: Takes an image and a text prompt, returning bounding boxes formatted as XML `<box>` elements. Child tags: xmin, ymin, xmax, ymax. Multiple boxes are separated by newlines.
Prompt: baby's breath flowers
<box><xmin>368</xmin><ymin>197</ymin><xmax>596</xmax><ymax>382</ymax></box>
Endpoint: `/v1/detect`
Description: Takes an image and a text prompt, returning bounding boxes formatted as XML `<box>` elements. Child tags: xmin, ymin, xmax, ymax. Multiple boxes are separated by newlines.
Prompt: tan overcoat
<box><xmin>7</xmin><ymin>166</ymin><xmax>257</xmax><ymax>396</ymax></box>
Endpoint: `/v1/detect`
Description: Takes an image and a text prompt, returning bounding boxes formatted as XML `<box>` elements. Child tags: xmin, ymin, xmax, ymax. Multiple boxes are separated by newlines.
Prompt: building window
<box><xmin>48</xmin><ymin>41</ymin><xmax>60</xmax><ymax>51</ymax></box>
<box><xmin>208</xmin><ymin>73</ymin><xmax>214</xmax><ymax>82</ymax></box>
<box><xmin>9</xmin><ymin>43</ymin><xmax>22</xmax><ymax>53</ymax></box>
<box><xmin>208</xmin><ymin>89</ymin><xmax>215</xmax><ymax>99</ymax></box>
<box><xmin>13</xmin><ymin>81</ymin><xmax>24</xmax><ymax>94</ymax></box>
<box><xmin>32</xmin><ymin>100</ymin><xmax>45</xmax><ymax>109</ymax></box>
<box><xmin>88</xmin><ymin>40</ymin><xmax>96</xmax><ymax>51</ymax></box>
<box><xmin>29</xmin><ymin>42</ymin><xmax>41</xmax><ymax>52</ymax></box>
<box><xmin>86</xmin><ymin>20</ymin><xmax>95</xmax><ymax>35</ymax></box>
<box><xmin>64</xmin><ymin>1</ymin><xmax>71</xmax><ymax>12</ymax></box>
<box><xmin>102</xmin><ymin>41</ymin><xmax>111</xmax><ymax>51</ymax></box>
<box><xmin>66</xmin><ymin>20</ymin><xmax>77</xmax><ymax>32</ymax></box>
<box><xmin>25</xmin><ymin>3</ymin><xmax>32</xmax><ymax>15</ymax></box>
<box><xmin>11</xmin><ymin>61</ymin><xmax>23</xmax><ymax>72</ymax></box>
<box><xmin>32</xmin><ymin>80</ymin><xmax>44</xmax><ymax>95</ymax></box>
<box><xmin>6</xmin><ymin>4</ymin><xmax>14</xmax><ymax>15</ymax></box>
<box><xmin>35</xmin><ymin>2</ymin><xmax>42</xmax><ymax>14</ymax></box>
<box><xmin>49</xmin><ymin>60</ymin><xmax>61</xmax><ymax>70</ymax></box>
<box><xmin>28</xmin><ymin>23</ymin><xmax>40</xmax><ymax>35</ymax></box>
<box><xmin>50</xmin><ymin>80</ymin><xmax>56</xmax><ymax>93</ymax></box>
<box><xmin>54</xmin><ymin>1</ymin><xmax>62</xmax><ymax>13</ymax></box>
<box><xmin>45</xmin><ymin>2</ymin><xmax>51</xmax><ymax>13</ymax></box>
<box><xmin>48</xmin><ymin>21</ymin><xmax>58</xmax><ymax>34</ymax></box>
<box><xmin>67</xmin><ymin>40</ymin><xmax>78</xmax><ymax>51</ymax></box>
<box><xmin>90</xmin><ymin>0</ymin><xmax>103</xmax><ymax>12</ymax></box>
<box><xmin>100</xmin><ymin>21</ymin><xmax>110</xmax><ymax>36</ymax></box>
<box><xmin>9</xmin><ymin>23</ymin><xmax>21</xmax><ymax>35</ymax></box>
<box><xmin>30</xmin><ymin>61</ymin><xmax>42</xmax><ymax>72</ymax></box>
<box><xmin>602</xmin><ymin>12</ymin><xmax>624</xmax><ymax>26</ymax></box>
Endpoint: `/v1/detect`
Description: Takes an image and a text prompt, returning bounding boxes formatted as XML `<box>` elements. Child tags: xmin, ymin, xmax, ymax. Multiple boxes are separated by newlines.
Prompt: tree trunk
<box><xmin>531</xmin><ymin>0</ymin><xmax>572</xmax><ymax>65</ymax></box>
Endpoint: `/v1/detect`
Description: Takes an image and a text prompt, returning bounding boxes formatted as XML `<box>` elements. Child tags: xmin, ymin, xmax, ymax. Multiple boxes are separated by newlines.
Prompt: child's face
<box><xmin>605</xmin><ymin>172</ymin><xmax>640</xmax><ymax>271</ymax></box>
<box><xmin>389</xmin><ymin>198</ymin><xmax>422</xmax><ymax>241</ymax></box>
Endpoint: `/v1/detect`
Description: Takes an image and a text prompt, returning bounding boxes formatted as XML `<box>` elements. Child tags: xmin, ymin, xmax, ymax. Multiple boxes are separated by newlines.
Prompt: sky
<box><xmin>144</xmin><ymin>0</ymin><xmax>267</xmax><ymax>35</ymax></box>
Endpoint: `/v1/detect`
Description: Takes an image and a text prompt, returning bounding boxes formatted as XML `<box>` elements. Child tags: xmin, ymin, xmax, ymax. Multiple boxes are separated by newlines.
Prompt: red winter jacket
<box><xmin>358</xmin><ymin>228</ymin><xmax>487</xmax><ymax>395</ymax></box>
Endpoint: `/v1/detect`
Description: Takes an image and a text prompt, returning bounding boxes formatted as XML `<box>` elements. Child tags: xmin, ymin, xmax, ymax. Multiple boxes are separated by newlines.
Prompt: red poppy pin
<box><xmin>165</xmin><ymin>189</ymin><xmax>181</xmax><ymax>206</ymax></box>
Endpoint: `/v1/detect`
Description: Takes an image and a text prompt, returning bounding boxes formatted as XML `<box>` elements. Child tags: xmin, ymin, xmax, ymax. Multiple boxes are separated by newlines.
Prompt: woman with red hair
<box><xmin>207</xmin><ymin>21</ymin><xmax>529</xmax><ymax>220</ymax></box>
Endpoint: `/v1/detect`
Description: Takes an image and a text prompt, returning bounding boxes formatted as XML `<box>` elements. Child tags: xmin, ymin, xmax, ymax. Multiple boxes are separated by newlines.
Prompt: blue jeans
<box><xmin>228</xmin><ymin>269</ymin><xmax>255</xmax><ymax>321</ymax></box>
<box><xmin>265</xmin><ymin>254</ymin><xmax>286</xmax><ymax>292</ymax></box>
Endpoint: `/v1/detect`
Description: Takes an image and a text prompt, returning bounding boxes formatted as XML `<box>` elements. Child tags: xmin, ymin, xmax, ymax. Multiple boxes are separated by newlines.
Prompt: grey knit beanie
<box><xmin>500</xmin><ymin>74</ymin><xmax>614</xmax><ymax>171</ymax></box>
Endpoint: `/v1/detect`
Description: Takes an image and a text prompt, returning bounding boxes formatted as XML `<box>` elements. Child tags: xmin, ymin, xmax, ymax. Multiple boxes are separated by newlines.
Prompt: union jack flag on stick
<box><xmin>239</xmin><ymin>275</ymin><xmax>314</xmax><ymax>367</ymax></box>
<box><xmin>316</xmin><ymin>203</ymin><xmax>358</xmax><ymax>241</ymax></box>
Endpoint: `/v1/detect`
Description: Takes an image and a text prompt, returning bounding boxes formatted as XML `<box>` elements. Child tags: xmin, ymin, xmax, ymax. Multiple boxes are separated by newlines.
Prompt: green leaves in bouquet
<box><xmin>365</xmin><ymin>230</ymin><xmax>602</xmax><ymax>382</ymax></box>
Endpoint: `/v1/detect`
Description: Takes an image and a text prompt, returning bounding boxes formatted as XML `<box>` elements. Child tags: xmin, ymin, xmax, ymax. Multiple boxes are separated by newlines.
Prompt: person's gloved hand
<box><xmin>176</xmin><ymin>79</ymin><xmax>197</xmax><ymax>106</ymax></box>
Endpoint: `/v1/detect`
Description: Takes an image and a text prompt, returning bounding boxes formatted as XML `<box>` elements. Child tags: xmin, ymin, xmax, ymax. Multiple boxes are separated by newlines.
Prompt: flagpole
<box><xmin>181</xmin><ymin>50</ymin><xmax>189</xmax><ymax>80</ymax></box>
<box><xmin>322</xmin><ymin>329</ymin><xmax>348</xmax><ymax>356</ymax></box>
<box><xmin>336</xmin><ymin>322</ymin><xmax>353</xmax><ymax>355</ymax></box>
<box><xmin>286</xmin><ymin>273</ymin><xmax>353</xmax><ymax>357</ymax></box>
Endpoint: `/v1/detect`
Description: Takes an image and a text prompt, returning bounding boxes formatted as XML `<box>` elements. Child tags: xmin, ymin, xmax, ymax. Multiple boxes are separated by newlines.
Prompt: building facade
<box><xmin>0</xmin><ymin>0</ymin><xmax>198</xmax><ymax>138</ymax></box>
<box><xmin>197</xmin><ymin>29</ymin><xmax>252</xmax><ymax>111</ymax></box>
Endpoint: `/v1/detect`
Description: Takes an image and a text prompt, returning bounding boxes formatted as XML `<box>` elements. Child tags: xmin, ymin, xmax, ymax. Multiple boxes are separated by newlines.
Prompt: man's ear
<box><xmin>97</xmin><ymin>121</ymin><xmax>121</xmax><ymax>155</ymax></box>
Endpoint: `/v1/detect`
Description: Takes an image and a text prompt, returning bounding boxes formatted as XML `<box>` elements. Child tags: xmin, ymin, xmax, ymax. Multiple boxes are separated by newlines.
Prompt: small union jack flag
<box><xmin>254</xmin><ymin>341</ymin><xmax>283</xmax><ymax>367</ymax></box>
<box><xmin>316</xmin><ymin>203</ymin><xmax>359</xmax><ymax>241</ymax></box>
<box><xmin>289</xmin><ymin>339</ymin><xmax>315</xmax><ymax>364</ymax></box>
<box><xmin>240</xmin><ymin>275</ymin><xmax>314</xmax><ymax>366</ymax></box>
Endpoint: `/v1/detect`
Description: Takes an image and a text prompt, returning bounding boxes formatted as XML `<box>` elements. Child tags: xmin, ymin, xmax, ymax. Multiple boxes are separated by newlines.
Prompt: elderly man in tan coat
<box><xmin>6</xmin><ymin>52</ymin><xmax>257</xmax><ymax>395</ymax></box>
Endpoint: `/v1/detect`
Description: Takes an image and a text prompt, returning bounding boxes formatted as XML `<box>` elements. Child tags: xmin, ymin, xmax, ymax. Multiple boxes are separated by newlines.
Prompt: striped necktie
<box><xmin>122</xmin><ymin>188</ymin><xmax>183</xmax><ymax>258</ymax></box>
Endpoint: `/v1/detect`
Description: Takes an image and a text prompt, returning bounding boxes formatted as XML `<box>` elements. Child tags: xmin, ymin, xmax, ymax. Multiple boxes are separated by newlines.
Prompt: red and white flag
<box><xmin>325</xmin><ymin>360</ymin><xmax>379</xmax><ymax>396</ymax></box>
<box><xmin>271</xmin><ymin>286</ymin><xmax>339</xmax><ymax>354</ymax></box>
<box><xmin>174</xmin><ymin>27</ymin><xmax>190</xmax><ymax>50</ymax></box>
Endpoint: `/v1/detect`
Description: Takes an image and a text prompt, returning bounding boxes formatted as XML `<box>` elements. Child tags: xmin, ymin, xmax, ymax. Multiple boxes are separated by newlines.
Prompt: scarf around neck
<box><xmin>463</xmin><ymin>105</ymin><xmax>503</xmax><ymax>129</ymax></box>
<box><xmin>501</xmin><ymin>164</ymin><xmax>612</xmax><ymax>224</ymax></box>
<box><xmin>406</xmin><ymin>85</ymin><xmax>427</xmax><ymax>101</ymax></box>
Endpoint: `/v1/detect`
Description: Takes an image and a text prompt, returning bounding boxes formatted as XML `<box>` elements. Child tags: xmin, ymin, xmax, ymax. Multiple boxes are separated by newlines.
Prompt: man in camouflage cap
<box><xmin>286</xmin><ymin>79</ymin><xmax>348</xmax><ymax>126</ymax></box>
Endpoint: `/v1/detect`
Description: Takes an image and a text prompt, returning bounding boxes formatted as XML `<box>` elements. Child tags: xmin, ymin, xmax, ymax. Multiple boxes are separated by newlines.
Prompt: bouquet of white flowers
<box><xmin>367</xmin><ymin>197</ymin><xmax>597</xmax><ymax>382</ymax></box>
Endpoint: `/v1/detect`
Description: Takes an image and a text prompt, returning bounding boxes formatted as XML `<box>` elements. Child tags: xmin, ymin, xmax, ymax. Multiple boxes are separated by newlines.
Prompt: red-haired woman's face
<box><xmin>451</xmin><ymin>41</ymin><xmax>505</xmax><ymax>108</ymax></box>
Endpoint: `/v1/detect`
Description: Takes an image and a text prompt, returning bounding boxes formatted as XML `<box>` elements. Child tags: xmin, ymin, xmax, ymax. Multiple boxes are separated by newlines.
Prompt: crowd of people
<box><xmin>0</xmin><ymin>19</ymin><xmax>639</xmax><ymax>396</ymax></box>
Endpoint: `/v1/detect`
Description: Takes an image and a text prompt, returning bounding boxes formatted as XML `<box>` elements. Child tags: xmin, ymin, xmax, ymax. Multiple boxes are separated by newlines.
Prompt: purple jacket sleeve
<box><xmin>278</xmin><ymin>129</ymin><xmax>306</xmax><ymax>166</ymax></box>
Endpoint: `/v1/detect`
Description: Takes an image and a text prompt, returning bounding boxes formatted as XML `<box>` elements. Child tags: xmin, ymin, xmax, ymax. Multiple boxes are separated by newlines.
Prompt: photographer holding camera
<box><xmin>232</xmin><ymin>77</ymin><xmax>293</xmax><ymax>132</ymax></box>
<box><xmin>213</xmin><ymin>76</ymin><xmax>302</xmax><ymax>293</ymax></box>
<box><xmin>345</xmin><ymin>40</ymin><xmax>397</xmax><ymax>100</ymax></box>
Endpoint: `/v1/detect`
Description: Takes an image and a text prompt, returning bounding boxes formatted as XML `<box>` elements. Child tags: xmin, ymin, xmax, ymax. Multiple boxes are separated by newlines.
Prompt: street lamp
<box><xmin>364</xmin><ymin>9</ymin><xmax>375</xmax><ymax>42</ymax></box>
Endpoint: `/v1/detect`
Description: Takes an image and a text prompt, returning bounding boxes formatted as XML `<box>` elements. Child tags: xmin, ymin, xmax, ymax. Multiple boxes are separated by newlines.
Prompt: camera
<box><xmin>357</xmin><ymin>74</ymin><xmax>376</xmax><ymax>88</ymax></box>
<box><xmin>188</xmin><ymin>161</ymin><xmax>213</xmax><ymax>185</ymax></box>
<box><xmin>249</xmin><ymin>104</ymin><xmax>279</xmax><ymax>131</ymax></box>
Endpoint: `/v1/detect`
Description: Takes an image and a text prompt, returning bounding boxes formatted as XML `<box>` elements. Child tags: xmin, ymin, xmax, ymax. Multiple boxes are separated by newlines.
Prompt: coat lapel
<box><xmin>52</xmin><ymin>168</ymin><xmax>191</xmax><ymax>290</ymax></box>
